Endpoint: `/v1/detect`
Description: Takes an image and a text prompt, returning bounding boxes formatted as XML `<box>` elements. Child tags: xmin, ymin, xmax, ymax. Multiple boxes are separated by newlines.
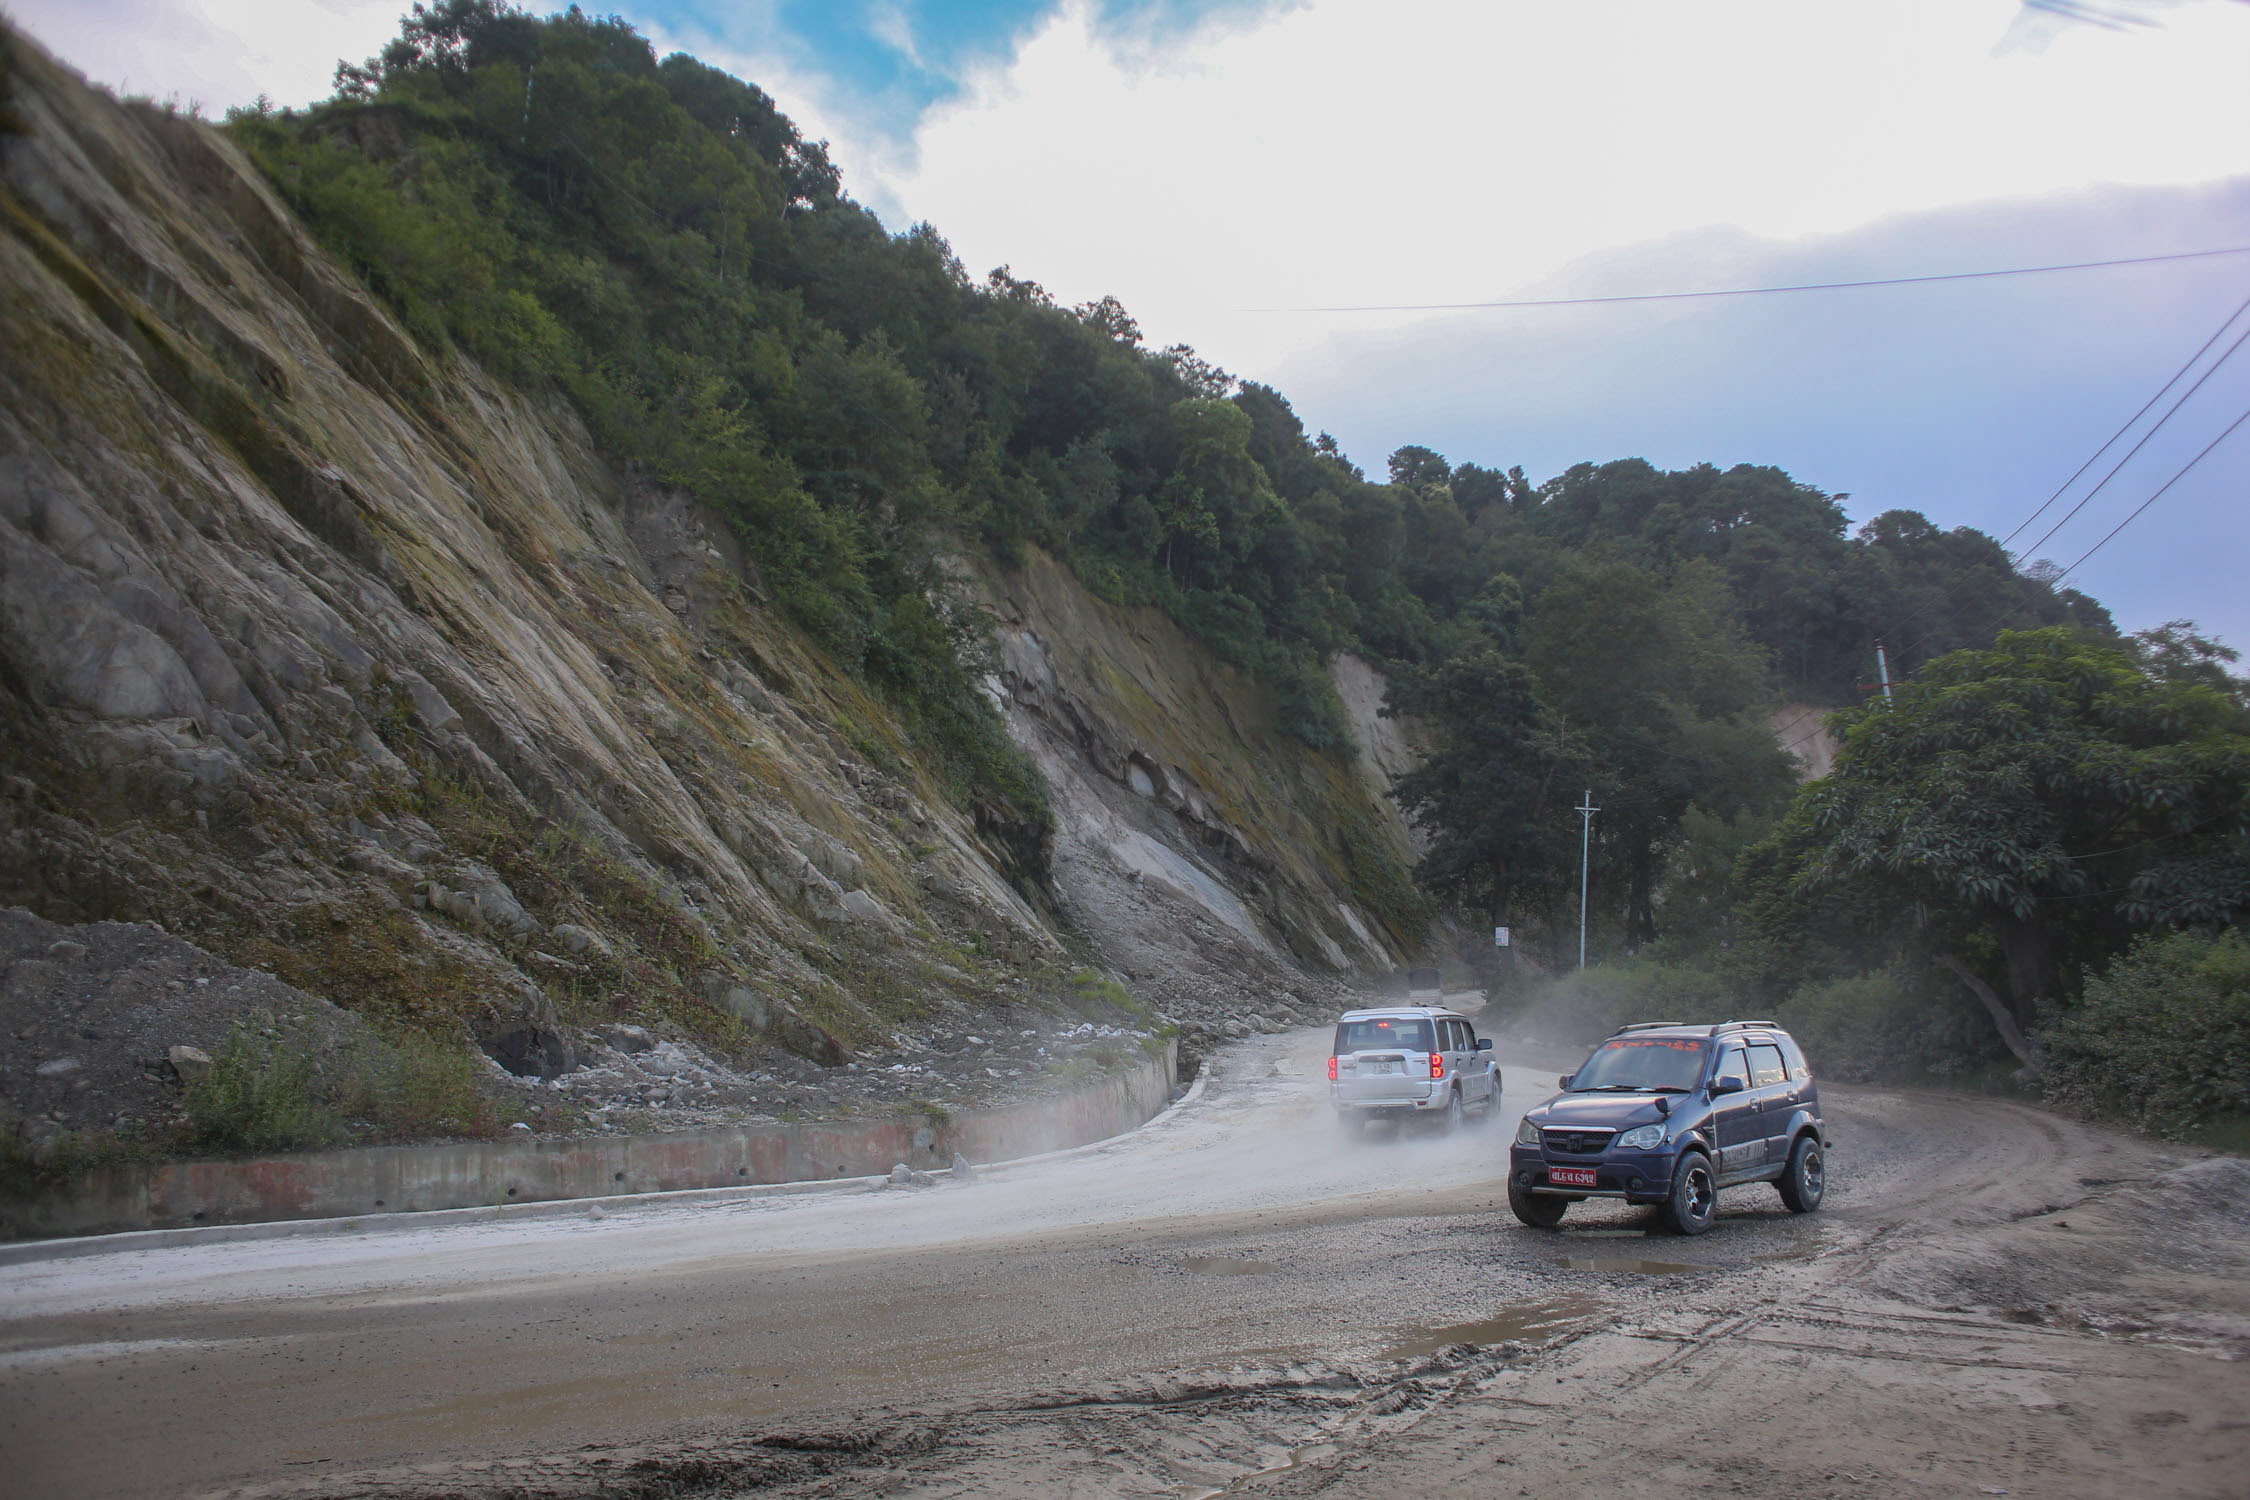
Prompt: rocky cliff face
<box><xmin>988</xmin><ymin>553</ymin><xmax>1419</xmax><ymax>1024</ymax></box>
<box><xmin>0</xmin><ymin>35</ymin><xmax>1420</xmax><ymax>1145</ymax></box>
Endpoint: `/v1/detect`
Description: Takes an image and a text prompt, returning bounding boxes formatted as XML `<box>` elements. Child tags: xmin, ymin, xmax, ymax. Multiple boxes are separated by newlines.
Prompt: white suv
<box><xmin>1328</xmin><ymin>1006</ymin><xmax>1500</xmax><ymax>1134</ymax></box>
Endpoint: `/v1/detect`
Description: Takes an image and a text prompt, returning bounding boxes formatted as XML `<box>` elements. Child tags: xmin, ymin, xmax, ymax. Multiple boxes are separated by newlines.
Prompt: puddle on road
<box><xmin>1177</xmin><ymin>1440</ymin><xmax>1340</xmax><ymax>1499</ymax></box>
<box><xmin>1553</xmin><ymin>1256</ymin><xmax>1708</xmax><ymax>1275</ymax></box>
<box><xmin>1380</xmin><ymin>1295</ymin><xmax>1599</xmax><ymax>1361</ymax></box>
<box><xmin>1180</xmin><ymin>1256</ymin><xmax>1281</xmax><ymax>1276</ymax></box>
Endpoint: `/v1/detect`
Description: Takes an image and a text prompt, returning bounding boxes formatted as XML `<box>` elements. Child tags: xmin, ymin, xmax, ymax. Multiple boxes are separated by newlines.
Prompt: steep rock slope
<box><xmin>0</xmin><ymin>36</ymin><xmax>1416</xmax><ymax>1142</ymax></box>
<box><xmin>989</xmin><ymin>551</ymin><xmax>1419</xmax><ymax>1021</ymax></box>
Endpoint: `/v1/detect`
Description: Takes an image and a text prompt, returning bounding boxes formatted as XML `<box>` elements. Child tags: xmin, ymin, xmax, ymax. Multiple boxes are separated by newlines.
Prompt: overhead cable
<box><xmin>1256</xmin><ymin>245</ymin><xmax>2250</xmax><ymax>314</ymax></box>
<box><xmin>2057</xmin><ymin>404</ymin><xmax>2250</xmax><ymax>581</ymax></box>
<box><xmin>2000</xmin><ymin>288</ymin><xmax>2250</xmax><ymax>547</ymax></box>
<box><xmin>1894</xmin><ymin>400</ymin><xmax>2250</xmax><ymax>667</ymax></box>
<box><xmin>2016</xmin><ymin>317</ymin><xmax>2250</xmax><ymax>561</ymax></box>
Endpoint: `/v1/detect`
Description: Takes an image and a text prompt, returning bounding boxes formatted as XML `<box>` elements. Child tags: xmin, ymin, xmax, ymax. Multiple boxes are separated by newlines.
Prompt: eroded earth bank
<box><xmin>3</xmin><ymin>1019</ymin><xmax>2244</xmax><ymax>1499</ymax></box>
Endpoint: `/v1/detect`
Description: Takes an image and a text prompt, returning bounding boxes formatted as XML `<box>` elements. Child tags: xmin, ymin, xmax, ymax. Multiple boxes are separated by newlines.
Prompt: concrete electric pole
<box><xmin>1576</xmin><ymin>788</ymin><xmax>1599</xmax><ymax>971</ymax></box>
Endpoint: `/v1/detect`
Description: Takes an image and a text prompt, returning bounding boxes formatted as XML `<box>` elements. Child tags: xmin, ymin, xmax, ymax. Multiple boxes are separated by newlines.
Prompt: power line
<box><xmin>2056</xmin><ymin>403</ymin><xmax>2250</xmax><ymax>580</ymax></box>
<box><xmin>1255</xmin><ymin>245</ymin><xmax>2250</xmax><ymax>315</ymax></box>
<box><xmin>2016</xmin><ymin>317</ymin><xmax>2250</xmax><ymax>562</ymax></box>
<box><xmin>2000</xmin><ymin>288</ymin><xmax>2250</xmax><ymax>547</ymax></box>
<box><xmin>1882</xmin><ymin>276</ymin><xmax>2250</xmax><ymax>668</ymax></box>
<box><xmin>1895</xmin><ymin>400</ymin><xmax>2250</xmax><ymax>670</ymax></box>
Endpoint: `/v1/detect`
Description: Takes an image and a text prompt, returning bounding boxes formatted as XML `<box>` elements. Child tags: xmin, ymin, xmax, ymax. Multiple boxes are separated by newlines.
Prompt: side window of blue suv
<box><xmin>1748</xmin><ymin>1044</ymin><xmax>1787</xmax><ymax>1088</ymax></box>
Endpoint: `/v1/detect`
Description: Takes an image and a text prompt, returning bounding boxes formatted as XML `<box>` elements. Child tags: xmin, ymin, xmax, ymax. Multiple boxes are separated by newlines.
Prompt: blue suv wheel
<box><xmin>1778</xmin><ymin>1134</ymin><xmax>1825</xmax><ymax>1212</ymax></box>
<box><xmin>1658</xmin><ymin>1151</ymin><xmax>1716</xmax><ymax>1236</ymax></box>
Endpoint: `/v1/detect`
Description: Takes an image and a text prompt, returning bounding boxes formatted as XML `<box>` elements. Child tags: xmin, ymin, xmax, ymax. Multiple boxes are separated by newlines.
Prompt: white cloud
<box><xmin>7</xmin><ymin>0</ymin><xmax>403</xmax><ymax>110</ymax></box>
<box><xmin>865</xmin><ymin>0</ymin><xmax>2250</xmax><ymax>383</ymax></box>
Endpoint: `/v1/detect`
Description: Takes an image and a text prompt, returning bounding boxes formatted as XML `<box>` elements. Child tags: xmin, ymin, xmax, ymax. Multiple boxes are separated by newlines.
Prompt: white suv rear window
<box><xmin>1336</xmin><ymin>1018</ymin><xmax>1433</xmax><ymax>1052</ymax></box>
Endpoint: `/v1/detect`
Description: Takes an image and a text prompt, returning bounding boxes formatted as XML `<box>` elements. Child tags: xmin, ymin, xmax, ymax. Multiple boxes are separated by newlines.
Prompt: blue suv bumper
<box><xmin>1510</xmin><ymin>1141</ymin><xmax>1681</xmax><ymax>1206</ymax></box>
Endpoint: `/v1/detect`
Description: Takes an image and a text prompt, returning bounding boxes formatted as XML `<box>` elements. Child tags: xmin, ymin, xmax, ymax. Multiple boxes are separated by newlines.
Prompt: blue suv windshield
<box><xmin>1568</xmin><ymin>1035</ymin><xmax>1708</xmax><ymax>1092</ymax></box>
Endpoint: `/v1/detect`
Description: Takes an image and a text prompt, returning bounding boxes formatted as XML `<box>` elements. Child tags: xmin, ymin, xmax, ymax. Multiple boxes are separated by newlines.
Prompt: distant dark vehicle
<box><xmin>1405</xmin><ymin>966</ymin><xmax>1443</xmax><ymax>998</ymax></box>
<box><xmin>1328</xmin><ymin>1006</ymin><xmax>1499</xmax><ymax>1135</ymax></box>
<box><xmin>1507</xmin><ymin>1021</ymin><xmax>1827</xmax><ymax>1235</ymax></box>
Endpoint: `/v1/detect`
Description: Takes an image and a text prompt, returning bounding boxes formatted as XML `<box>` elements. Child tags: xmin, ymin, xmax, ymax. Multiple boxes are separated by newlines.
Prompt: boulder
<box><xmin>470</xmin><ymin>879</ymin><xmax>536</xmax><ymax>940</ymax></box>
<box><xmin>166</xmin><ymin>1045</ymin><xmax>213</xmax><ymax>1084</ymax></box>
<box><xmin>951</xmin><ymin>1152</ymin><xmax>975</xmax><ymax>1181</ymax></box>
<box><xmin>480</xmin><ymin>1022</ymin><xmax>575</xmax><ymax>1079</ymax></box>
<box><xmin>551</xmin><ymin>923</ymin><xmax>610</xmax><ymax>957</ymax></box>
<box><xmin>840</xmin><ymin>888</ymin><xmax>901</xmax><ymax>935</ymax></box>
<box><xmin>427</xmin><ymin>883</ymin><xmax>481</xmax><ymax>927</ymax></box>
<box><xmin>806</xmin><ymin>835</ymin><xmax>865</xmax><ymax>889</ymax></box>
<box><xmin>598</xmin><ymin>1023</ymin><xmax>655</xmax><ymax>1055</ymax></box>
<box><xmin>397</xmin><ymin>669</ymin><xmax>461</xmax><ymax>732</ymax></box>
<box><xmin>716</xmin><ymin>986</ymin><xmax>770</xmax><ymax>1031</ymax></box>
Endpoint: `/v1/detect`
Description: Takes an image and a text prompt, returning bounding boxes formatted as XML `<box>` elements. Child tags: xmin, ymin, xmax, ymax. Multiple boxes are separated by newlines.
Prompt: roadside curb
<box><xmin>0</xmin><ymin>1065</ymin><xmax>1214</xmax><ymax>1269</ymax></box>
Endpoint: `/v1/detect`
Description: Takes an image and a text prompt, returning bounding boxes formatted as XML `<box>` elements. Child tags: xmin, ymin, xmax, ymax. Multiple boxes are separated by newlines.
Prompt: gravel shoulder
<box><xmin>2</xmin><ymin>1023</ymin><xmax>2243</xmax><ymax>1499</ymax></box>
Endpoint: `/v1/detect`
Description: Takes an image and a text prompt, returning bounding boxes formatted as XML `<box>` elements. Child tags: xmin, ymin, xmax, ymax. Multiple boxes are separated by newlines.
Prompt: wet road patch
<box><xmin>1381</xmin><ymin>1295</ymin><xmax>1598</xmax><ymax>1360</ymax></box>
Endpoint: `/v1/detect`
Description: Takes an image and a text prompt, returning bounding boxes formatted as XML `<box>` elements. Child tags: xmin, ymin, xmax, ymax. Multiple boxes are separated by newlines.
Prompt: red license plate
<box><xmin>1549</xmin><ymin>1166</ymin><xmax>1598</xmax><ymax>1188</ymax></box>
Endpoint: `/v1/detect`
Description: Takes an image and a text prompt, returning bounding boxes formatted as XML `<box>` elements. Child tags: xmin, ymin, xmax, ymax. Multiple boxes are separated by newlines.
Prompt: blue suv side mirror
<box><xmin>1712</xmin><ymin>1074</ymin><xmax>1746</xmax><ymax>1096</ymax></box>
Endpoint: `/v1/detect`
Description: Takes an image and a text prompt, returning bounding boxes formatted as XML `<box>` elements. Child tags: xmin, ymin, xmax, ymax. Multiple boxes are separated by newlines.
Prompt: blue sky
<box><xmin>635</xmin><ymin>1</ymin><xmax>1272</xmax><ymax>138</ymax></box>
<box><xmin>13</xmin><ymin>0</ymin><xmax>2250</xmax><ymax>652</ymax></box>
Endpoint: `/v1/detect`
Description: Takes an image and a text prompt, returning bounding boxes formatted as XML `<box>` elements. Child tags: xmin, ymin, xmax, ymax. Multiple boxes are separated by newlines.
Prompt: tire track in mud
<box><xmin>689</xmin><ymin>1086</ymin><xmax>2249</xmax><ymax>1499</ymax></box>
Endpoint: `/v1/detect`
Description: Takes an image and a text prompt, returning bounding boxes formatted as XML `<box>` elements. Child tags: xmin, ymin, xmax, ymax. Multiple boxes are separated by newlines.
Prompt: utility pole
<box><xmin>1874</xmin><ymin>639</ymin><xmax>1894</xmax><ymax>705</ymax></box>
<box><xmin>1575</xmin><ymin>788</ymin><xmax>1599</xmax><ymax>971</ymax></box>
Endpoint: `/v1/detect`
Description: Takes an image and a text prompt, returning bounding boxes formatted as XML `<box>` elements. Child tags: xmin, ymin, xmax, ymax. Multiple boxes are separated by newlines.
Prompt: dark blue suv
<box><xmin>1507</xmin><ymin>1021</ymin><xmax>1828</xmax><ymax>1235</ymax></box>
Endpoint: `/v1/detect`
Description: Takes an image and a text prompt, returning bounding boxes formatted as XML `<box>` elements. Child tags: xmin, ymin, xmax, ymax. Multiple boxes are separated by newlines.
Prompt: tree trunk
<box><xmin>1489</xmin><ymin>874</ymin><xmax>1516</xmax><ymax>978</ymax></box>
<box><xmin>1624</xmin><ymin>844</ymin><xmax>1657</xmax><ymax>953</ymax></box>
<box><xmin>1998</xmin><ymin>908</ymin><xmax>2054</xmax><ymax>1030</ymax></box>
<box><xmin>1935</xmin><ymin>954</ymin><xmax>2038</xmax><ymax>1074</ymax></box>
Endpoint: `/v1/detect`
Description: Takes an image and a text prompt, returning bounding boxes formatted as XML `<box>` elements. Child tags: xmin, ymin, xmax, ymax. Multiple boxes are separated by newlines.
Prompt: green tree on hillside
<box><xmin>1388</xmin><ymin>645</ymin><xmax>1579</xmax><ymax>955</ymax></box>
<box><xmin>1521</xmin><ymin>559</ymin><xmax>1797</xmax><ymax>947</ymax></box>
<box><xmin>1743</xmin><ymin>628</ymin><xmax>2250</xmax><ymax>1065</ymax></box>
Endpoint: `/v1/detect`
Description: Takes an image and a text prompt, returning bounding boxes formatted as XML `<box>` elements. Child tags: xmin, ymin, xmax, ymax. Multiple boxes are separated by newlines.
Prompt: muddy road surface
<box><xmin>4</xmin><ymin>1024</ymin><xmax>2247</xmax><ymax>1498</ymax></box>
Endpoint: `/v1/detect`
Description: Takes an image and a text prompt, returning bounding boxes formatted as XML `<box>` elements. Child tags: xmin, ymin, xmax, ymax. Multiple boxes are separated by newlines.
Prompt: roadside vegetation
<box><xmin>182</xmin><ymin>1011</ymin><xmax>499</xmax><ymax>1153</ymax></box>
<box><xmin>1493</xmin><ymin>626</ymin><xmax>2249</xmax><ymax>1140</ymax></box>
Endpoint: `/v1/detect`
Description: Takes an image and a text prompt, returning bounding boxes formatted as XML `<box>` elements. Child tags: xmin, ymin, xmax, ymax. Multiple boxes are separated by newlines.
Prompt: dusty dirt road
<box><xmin>3</xmin><ymin>1022</ymin><xmax>2246</xmax><ymax>1498</ymax></box>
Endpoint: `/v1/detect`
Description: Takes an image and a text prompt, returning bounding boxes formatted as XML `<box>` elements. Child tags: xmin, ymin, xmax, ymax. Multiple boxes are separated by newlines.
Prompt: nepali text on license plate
<box><xmin>1371</xmin><ymin>1059</ymin><xmax>1402</xmax><ymax>1074</ymax></box>
<box><xmin>1550</xmin><ymin>1166</ymin><xmax>1598</xmax><ymax>1188</ymax></box>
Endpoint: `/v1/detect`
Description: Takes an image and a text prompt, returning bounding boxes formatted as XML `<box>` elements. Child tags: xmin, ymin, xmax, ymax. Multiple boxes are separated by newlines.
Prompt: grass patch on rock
<box><xmin>184</xmin><ymin>1009</ymin><xmax>500</xmax><ymax>1152</ymax></box>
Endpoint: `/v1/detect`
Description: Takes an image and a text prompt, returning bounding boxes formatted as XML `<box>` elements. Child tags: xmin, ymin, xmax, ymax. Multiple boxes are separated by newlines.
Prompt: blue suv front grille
<box><xmin>1543</xmin><ymin>1128</ymin><xmax>1614</xmax><ymax>1156</ymax></box>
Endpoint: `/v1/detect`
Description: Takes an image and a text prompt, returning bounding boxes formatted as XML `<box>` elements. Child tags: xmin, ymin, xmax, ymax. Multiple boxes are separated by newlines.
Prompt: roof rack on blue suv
<box><xmin>1508</xmin><ymin>1020</ymin><xmax>1828</xmax><ymax>1236</ymax></box>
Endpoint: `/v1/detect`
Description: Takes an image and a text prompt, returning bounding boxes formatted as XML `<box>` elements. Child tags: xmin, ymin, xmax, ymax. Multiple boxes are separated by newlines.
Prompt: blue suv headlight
<box><xmin>1615</xmin><ymin>1124</ymin><xmax>1667</xmax><ymax>1150</ymax></box>
<box><xmin>1514</xmin><ymin>1117</ymin><xmax>1541</xmax><ymax>1146</ymax></box>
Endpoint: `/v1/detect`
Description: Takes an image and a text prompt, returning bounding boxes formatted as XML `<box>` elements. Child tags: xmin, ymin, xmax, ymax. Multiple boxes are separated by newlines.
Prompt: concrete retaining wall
<box><xmin>2</xmin><ymin>1041</ymin><xmax>1176</xmax><ymax>1240</ymax></box>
